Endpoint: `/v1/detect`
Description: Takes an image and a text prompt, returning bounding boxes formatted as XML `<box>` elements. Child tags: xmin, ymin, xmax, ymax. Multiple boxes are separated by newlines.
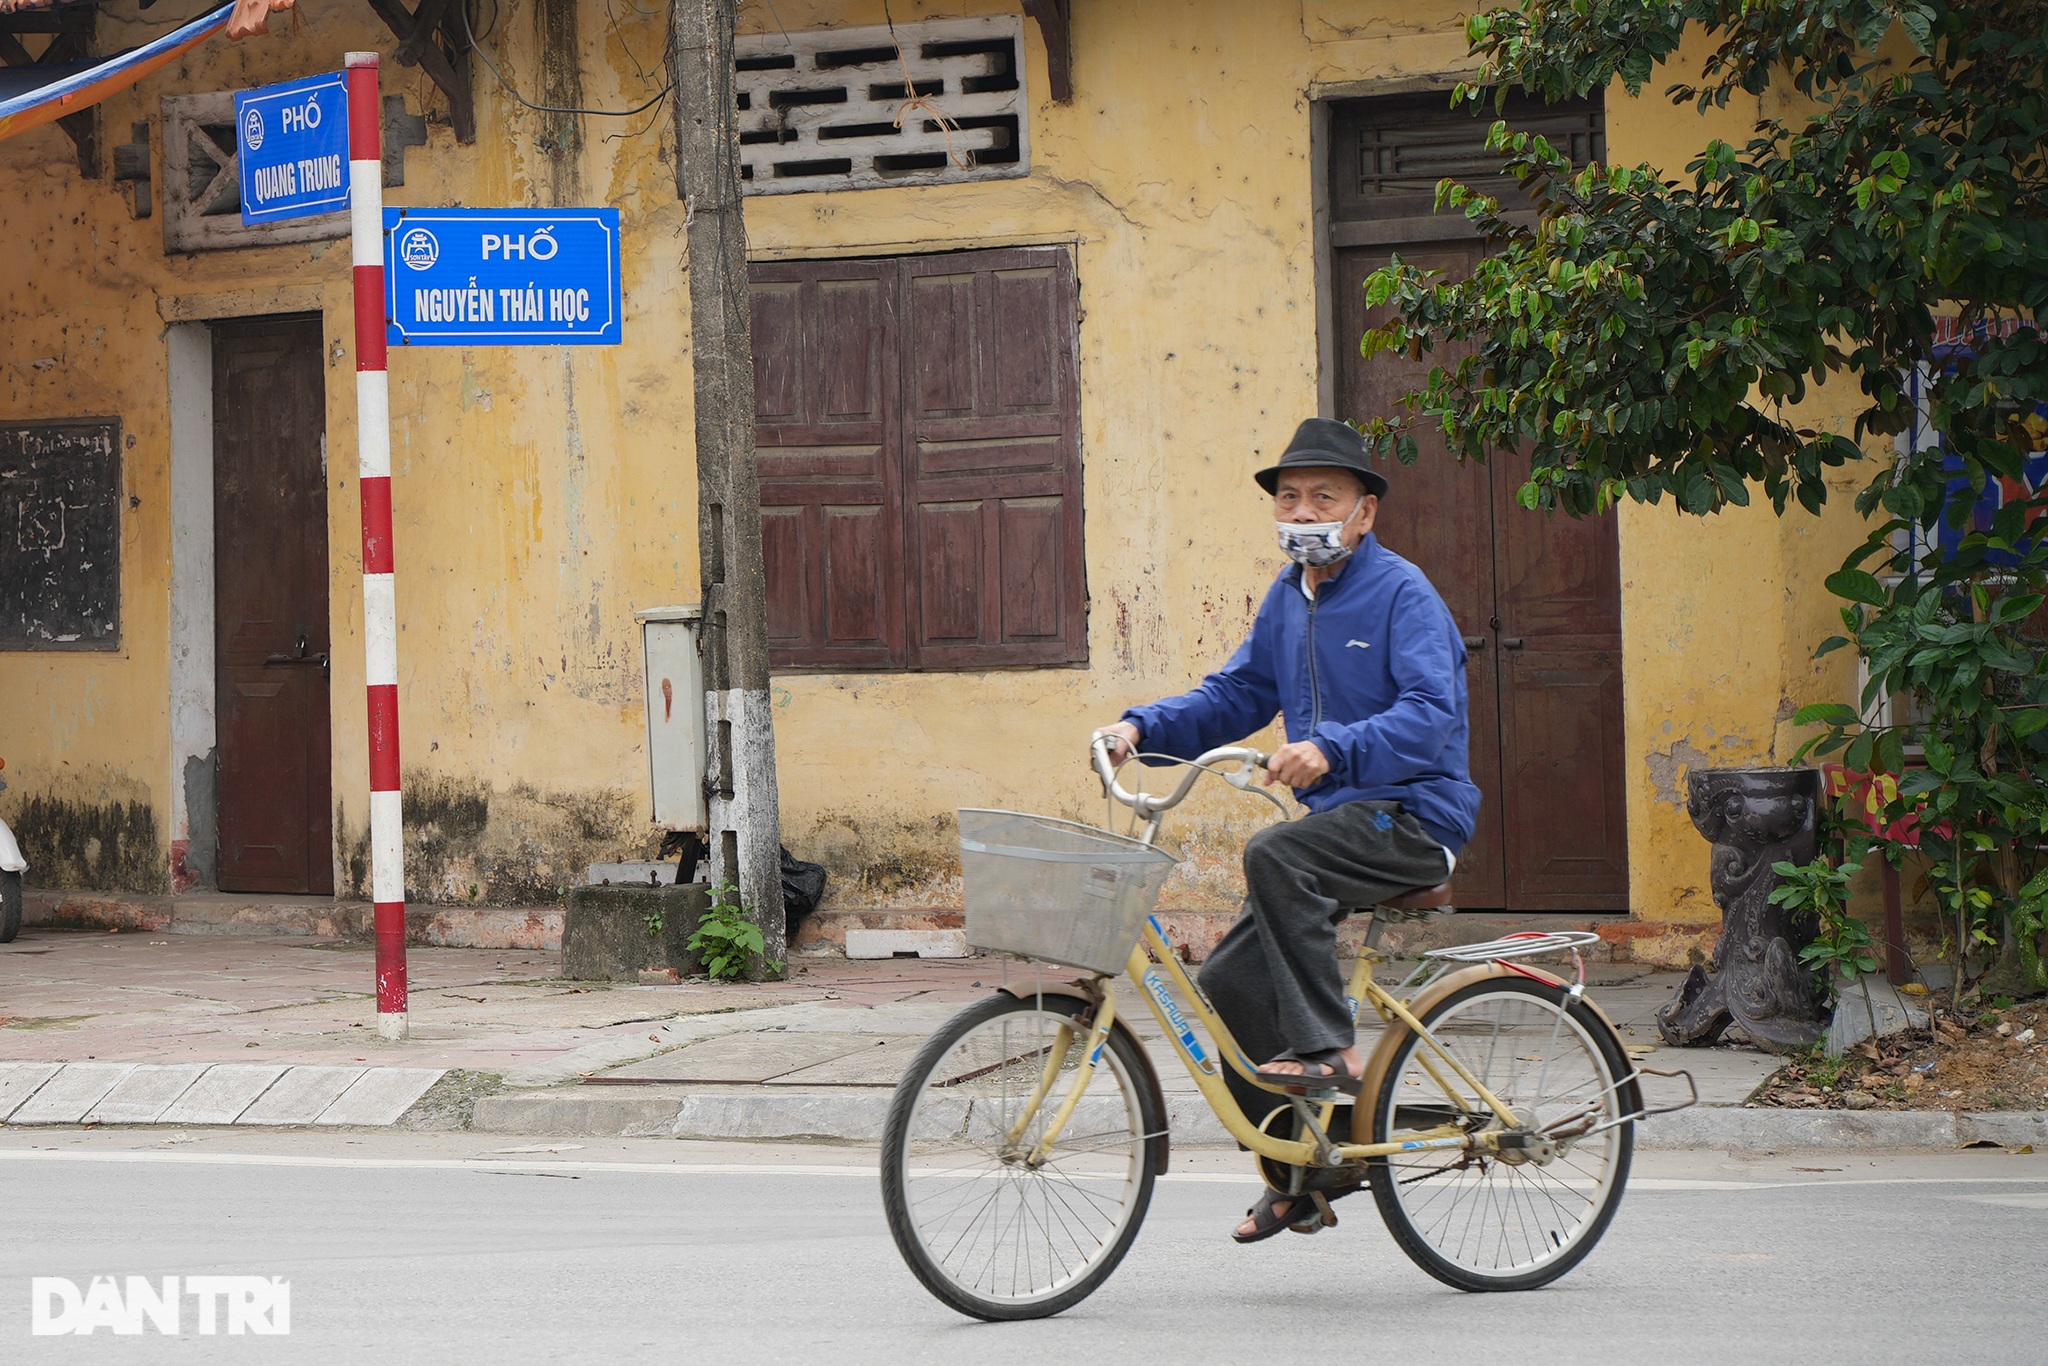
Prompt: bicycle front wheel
<box><xmin>880</xmin><ymin>991</ymin><xmax>1162</xmax><ymax>1321</ymax></box>
<box><xmin>1366</xmin><ymin>976</ymin><xmax>1637</xmax><ymax>1292</ymax></box>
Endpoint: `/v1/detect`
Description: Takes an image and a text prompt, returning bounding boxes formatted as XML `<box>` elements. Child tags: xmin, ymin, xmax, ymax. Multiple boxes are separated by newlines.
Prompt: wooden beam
<box><xmin>393</xmin><ymin>0</ymin><xmax>455</xmax><ymax>67</ymax></box>
<box><xmin>0</xmin><ymin>10</ymin><xmax>99</xmax><ymax>175</ymax></box>
<box><xmin>365</xmin><ymin>0</ymin><xmax>476</xmax><ymax>142</ymax></box>
<box><xmin>0</xmin><ymin>14</ymin><xmax>72</xmax><ymax>34</ymax></box>
<box><xmin>1020</xmin><ymin>0</ymin><xmax>1072</xmax><ymax>103</ymax></box>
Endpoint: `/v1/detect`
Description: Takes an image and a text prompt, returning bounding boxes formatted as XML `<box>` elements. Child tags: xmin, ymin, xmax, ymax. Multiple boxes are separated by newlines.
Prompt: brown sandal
<box><xmin>1253</xmin><ymin>1048</ymin><xmax>1363</xmax><ymax>1097</ymax></box>
<box><xmin>1231</xmin><ymin>1188</ymin><xmax>1334</xmax><ymax>1244</ymax></box>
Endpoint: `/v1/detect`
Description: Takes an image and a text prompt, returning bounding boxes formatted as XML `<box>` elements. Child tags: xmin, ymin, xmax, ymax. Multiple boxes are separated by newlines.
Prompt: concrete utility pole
<box><xmin>668</xmin><ymin>0</ymin><xmax>786</xmax><ymax>972</ymax></box>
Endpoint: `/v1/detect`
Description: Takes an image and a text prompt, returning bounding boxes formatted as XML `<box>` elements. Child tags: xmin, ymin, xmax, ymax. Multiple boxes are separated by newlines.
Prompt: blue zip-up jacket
<box><xmin>1122</xmin><ymin>534</ymin><xmax>1480</xmax><ymax>852</ymax></box>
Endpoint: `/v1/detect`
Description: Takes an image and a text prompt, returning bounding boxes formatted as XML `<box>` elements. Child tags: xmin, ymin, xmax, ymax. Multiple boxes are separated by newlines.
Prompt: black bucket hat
<box><xmin>1253</xmin><ymin>417</ymin><xmax>1388</xmax><ymax>498</ymax></box>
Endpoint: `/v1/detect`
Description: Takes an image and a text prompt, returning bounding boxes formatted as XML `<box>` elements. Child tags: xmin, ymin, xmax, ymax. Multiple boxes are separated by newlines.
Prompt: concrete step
<box><xmin>795</xmin><ymin>906</ymin><xmax>1640</xmax><ymax>964</ymax></box>
<box><xmin>24</xmin><ymin>890</ymin><xmax>562</xmax><ymax>951</ymax></box>
<box><xmin>26</xmin><ymin>887</ymin><xmax>1689</xmax><ymax>966</ymax></box>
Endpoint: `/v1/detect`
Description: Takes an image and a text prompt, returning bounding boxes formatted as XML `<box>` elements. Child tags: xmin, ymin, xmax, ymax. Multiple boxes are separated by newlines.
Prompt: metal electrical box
<box><xmin>636</xmin><ymin>605</ymin><xmax>707</xmax><ymax>830</ymax></box>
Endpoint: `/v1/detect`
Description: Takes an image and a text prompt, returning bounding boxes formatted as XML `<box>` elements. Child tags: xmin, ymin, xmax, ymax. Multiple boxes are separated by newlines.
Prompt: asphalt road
<box><xmin>2</xmin><ymin>1131</ymin><xmax>2042</xmax><ymax>1364</ymax></box>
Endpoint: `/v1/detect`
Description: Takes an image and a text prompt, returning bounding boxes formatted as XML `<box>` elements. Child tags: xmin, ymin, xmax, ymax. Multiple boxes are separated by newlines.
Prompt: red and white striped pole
<box><xmin>347</xmin><ymin>51</ymin><xmax>408</xmax><ymax>1042</ymax></box>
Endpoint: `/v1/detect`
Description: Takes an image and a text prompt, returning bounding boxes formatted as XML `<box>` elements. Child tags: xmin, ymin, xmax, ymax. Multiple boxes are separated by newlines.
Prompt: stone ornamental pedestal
<box><xmin>1655</xmin><ymin>766</ymin><xmax>1826</xmax><ymax>1052</ymax></box>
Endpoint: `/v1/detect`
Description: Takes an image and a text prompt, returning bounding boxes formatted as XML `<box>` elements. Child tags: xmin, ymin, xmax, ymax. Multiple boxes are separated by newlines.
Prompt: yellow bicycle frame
<box><xmin>1014</xmin><ymin>915</ymin><xmax>1525</xmax><ymax>1169</ymax></box>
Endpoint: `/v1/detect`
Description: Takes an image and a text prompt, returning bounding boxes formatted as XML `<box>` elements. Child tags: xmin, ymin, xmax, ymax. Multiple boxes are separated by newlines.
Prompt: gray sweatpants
<box><xmin>1196</xmin><ymin>800</ymin><xmax>1453</xmax><ymax>1126</ymax></box>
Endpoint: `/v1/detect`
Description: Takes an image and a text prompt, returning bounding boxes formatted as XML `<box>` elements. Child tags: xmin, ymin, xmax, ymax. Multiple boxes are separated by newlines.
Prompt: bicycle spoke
<box><xmin>1372</xmin><ymin>983</ymin><xmax>1630</xmax><ymax>1287</ymax></box>
<box><xmin>887</xmin><ymin>1001</ymin><xmax>1153</xmax><ymax>1313</ymax></box>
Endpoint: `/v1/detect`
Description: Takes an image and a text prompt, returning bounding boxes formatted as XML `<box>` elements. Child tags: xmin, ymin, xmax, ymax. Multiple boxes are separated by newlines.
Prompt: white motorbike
<box><xmin>0</xmin><ymin>756</ymin><xmax>24</xmax><ymax>942</ymax></box>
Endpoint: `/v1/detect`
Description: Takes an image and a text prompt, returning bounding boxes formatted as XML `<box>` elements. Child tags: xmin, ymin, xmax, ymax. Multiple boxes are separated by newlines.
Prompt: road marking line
<box><xmin>0</xmin><ymin>1148</ymin><xmax>2044</xmax><ymax>1192</ymax></box>
<box><xmin>0</xmin><ymin>1149</ymin><xmax>878</xmax><ymax>1177</ymax></box>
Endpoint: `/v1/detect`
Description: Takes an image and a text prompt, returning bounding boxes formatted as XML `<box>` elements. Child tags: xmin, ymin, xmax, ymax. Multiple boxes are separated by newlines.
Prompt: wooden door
<box><xmin>1337</xmin><ymin>241</ymin><xmax>1507</xmax><ymax>906</ymax></box>
<box><xmin>1336</xmin><ymin>245</ymin><xmax>1627</xmax><ymax>910</ymax></box>
<box><xmin>213</xmin><ymin>316</ymin><xmax>333</xmax><ymax>894</ymax></box>
<box><xmin>1490</xmin><ymin>446</ymin><xmax>1629</xmax><ymax>906</ymax></box>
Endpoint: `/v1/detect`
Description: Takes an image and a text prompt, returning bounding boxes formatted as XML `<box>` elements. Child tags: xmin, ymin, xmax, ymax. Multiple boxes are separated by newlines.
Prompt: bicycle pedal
<box><xmin>1290</xmin><ymin>1194</ymin><xmax>1338</xmax><ymax>1234</ymax></box>
<box><xmin>1286</xmin><ymin>1085</ymin><xmax>1341</xmax><ymax>1101</ymax></box>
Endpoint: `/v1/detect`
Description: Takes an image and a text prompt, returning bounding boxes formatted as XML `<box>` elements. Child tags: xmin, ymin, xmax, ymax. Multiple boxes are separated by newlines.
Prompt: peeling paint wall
<box><xmin>335</xmin><ymin>773</ymin><xmax>654</xmax><ymax>906</ymax></box>
<box><xmin>0</xmin><ymin>0</ymin><xmax>689</xmax><ymax>900</ymax></box>
<box><xmin>4</xmin><ymin>769</ymin><xmax>167</xmax><ymax>894</ymax></box>
<box><xmin>0</xmin><ymin>0</ymin><xmax>1871</xmax><ymax>924</ymax></box>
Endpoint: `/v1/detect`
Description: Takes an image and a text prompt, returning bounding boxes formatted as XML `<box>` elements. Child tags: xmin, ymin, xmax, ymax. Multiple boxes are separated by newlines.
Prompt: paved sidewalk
<box><xmin>14</xmin><ymin>922</ymin><xmax>2040</xmax><ymax>1149</ymax></box>
<box><xmin>0</xmin><ymin>922</ymin><xmax>1798</xmax><ymax>1140</ymax></box>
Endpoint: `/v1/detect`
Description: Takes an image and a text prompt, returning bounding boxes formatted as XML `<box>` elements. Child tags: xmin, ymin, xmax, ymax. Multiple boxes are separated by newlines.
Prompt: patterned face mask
<box><xmin>1275</xmin><ymin>498</ymin><xmax>1364</xmax><ymax>567</ymax></box>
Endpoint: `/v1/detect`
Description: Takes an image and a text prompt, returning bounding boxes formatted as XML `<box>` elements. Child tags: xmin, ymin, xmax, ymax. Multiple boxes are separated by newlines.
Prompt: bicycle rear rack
<box><xmin>1375</xmin><ymin>927</ymin><xmax>1605</xmax><ymax>995</ymax></box>
<box><xmin>1424</xmin><ymin>930</ymin><xmax>1604</xmax><ymax>964</ymax></box>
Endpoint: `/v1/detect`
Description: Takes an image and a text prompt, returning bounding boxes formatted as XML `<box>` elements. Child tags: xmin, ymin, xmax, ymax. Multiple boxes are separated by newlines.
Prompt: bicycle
<box><xmin>880</xmin><ymin>737</ymin><xmax>1695</xmax><ymax>1320</ymax></box>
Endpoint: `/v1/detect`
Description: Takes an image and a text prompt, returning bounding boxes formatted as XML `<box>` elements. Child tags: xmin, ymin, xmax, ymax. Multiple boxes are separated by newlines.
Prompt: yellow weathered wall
<box><xmin>742</xmin><ymin>0</ymin><xmax>1478</xmax><ymax>907</ymax></box>
<box><xmin>0</xmin><ymin>0</ymin><xmax>1875</xmax><ymax>925</ymax></box>
<box><xmin>0</xmin><ymin>0</ymin><xmax>694</xmax><ymax>899</ymax></box>
<box><xmin>1603</xmin><ymin>44</ymin><xmax>1880</xmax><ymax>958</ymax></box>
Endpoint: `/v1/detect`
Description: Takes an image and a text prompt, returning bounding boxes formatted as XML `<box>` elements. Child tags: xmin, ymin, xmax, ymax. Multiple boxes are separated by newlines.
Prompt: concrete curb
<box><xmin>466</xmin><ymin>1084</ymin><xmax>2045</xmax><ymax>1151</ymax></box>
<box><xmin>0</xmin><ymin>1061</ymin><xmax>446</xmax><ymax>1127</ymax></box>
<box><xmin>1637</xmin><ymin>1108</ymin><xmax>1967</xmax><ymax>1150</ymax></box>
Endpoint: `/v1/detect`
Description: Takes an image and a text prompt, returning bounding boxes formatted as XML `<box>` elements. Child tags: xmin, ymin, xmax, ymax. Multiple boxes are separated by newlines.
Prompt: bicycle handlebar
<box><xmin>1089</xmin><ymin>734</ymin><xmax>1273</xmax><ymax>819</ymax></box>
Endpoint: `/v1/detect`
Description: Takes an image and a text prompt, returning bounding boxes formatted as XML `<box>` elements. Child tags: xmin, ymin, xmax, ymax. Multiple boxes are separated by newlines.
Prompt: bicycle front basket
<box><xmin>957</xmin><ymin>809</ymin><xmax>1179</xmax><ymax>975</ymax></box>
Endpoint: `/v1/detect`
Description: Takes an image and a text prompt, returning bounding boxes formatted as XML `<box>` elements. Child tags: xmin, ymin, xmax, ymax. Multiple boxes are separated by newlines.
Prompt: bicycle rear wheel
<box><xmin>1366</xmin><ymin>977</ymin><xmax>1637</xmax><ymax>1291</ymax></box>
<box><xmin>880</xmin><ymin>991</ymin><xmax>1162</xmax><ymax>1321</ymax></box>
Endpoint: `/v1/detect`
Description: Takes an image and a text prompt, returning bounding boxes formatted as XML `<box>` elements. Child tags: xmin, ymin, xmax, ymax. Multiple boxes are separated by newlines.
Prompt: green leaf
<box><xmin>1901</xmin><ymin>7</ymin><xmax>1933</xmax><ymax>50</ymax></box>
<box><xmin>2011</xmin><ymin>707</ymin><xmax>2048</xmax><ymax>740</ymax></box>
<box><xmin>1992</xmin><ymin>593</ymin><xmax>2044</xmax><ymax>624</ymax></box>
<box><xmin>1794</xmin><ymin>701</ymin><xmax>1861</xmax><ymax>726</ymax></box>
<box><xmin>1825</xmin><ymin>570</ymin><xmax>1890</xmax><ymax>608</ymax></box>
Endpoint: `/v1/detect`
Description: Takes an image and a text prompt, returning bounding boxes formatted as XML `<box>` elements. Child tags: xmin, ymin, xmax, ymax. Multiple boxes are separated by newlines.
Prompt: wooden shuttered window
<box><xmin>752</xmin><ymin>247</ymin><xmax>1086</xmax><ymax>671</ymax></box>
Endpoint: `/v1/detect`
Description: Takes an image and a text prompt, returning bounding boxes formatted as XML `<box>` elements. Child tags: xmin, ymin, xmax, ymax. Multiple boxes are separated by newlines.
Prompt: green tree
<box><xmin>1359</xmin><ymin>0</ymin><xmax>2048</xmax><ymax>998</ymax></box>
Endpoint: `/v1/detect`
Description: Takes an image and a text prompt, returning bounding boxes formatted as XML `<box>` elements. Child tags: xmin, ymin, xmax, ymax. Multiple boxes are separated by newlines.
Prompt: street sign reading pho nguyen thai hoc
<box><xmin>235</xmin><ymin>73</ymin><xmax>349</xmax><ymax>224</ymax></box>
<box><xmin>383</xmin><ymin>208</ymin><xmax>623</xmax><ymax>346</ymax></box>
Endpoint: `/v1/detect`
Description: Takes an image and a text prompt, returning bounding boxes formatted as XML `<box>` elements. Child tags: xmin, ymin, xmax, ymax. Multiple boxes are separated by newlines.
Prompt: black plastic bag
<box><xmin>781</xmin><ymin>846</ymin><xmax>827</xmax><ymax>937</ymax></box>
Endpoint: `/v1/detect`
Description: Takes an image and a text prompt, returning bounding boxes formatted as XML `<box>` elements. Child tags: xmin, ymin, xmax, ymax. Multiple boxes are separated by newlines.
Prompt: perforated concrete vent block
<box><xmin>844</xmin><ymin>929</ymin><xmax>970</xmax><ymax>960</ymax></box>
<box><xmin>735</xmin><ymin>14</ymin><xmax>1027</xmax><ymax>195</ymax></box>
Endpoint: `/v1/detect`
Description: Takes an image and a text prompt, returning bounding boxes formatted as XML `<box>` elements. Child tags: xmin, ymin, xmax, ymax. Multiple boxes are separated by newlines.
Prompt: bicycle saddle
<box><xmin>1370</xmin><ymin>882</ymin><xmax>1454</xmax><ymax>922</ymax></box>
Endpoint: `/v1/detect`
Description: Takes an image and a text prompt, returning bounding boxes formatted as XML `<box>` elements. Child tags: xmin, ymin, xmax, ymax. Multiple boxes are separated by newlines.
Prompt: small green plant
<box><xmin>688</xmin><ymin>880</ymin><xmax>778</xmax><ymax>981</ymax></box>
<box><xmin>644</xmin><ymin>907</ymin><xmax>665</xmax><ymax>937</ymax></box>
<box><xmin>1797</xmin><ymin>1044</ymin><xmax>1849</xmax><ymax>1092</ymax></box>
<box><xmin>1774</xmin><ymin>857</ymin><xmax>1880</xmax><ymax>1042</ymax></box>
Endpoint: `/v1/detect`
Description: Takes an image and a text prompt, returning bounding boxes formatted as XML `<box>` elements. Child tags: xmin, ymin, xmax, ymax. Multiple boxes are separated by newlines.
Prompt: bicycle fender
<box><xmin>1497</xmin><ymin>960</ymin><xmax>1629</xmax><ymax>1038</ymax></box>
<box><xmin>997</xmin><ymin>985</ymin><xmax>1173</xmax><ymax>1175</ymax></box>
<box><xmin>1349</xmin><ymin>963</ymin><xmax>1512</xmax><ymax>1144</ymax></box>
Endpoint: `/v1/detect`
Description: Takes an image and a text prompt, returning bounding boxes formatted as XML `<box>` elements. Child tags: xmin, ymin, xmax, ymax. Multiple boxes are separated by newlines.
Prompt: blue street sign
<box><xmin>235</xmin><ymin>73</ymin><xmax>349</xmax><ymax>225</ymax></box>
<box><xmin>383</xmin><ymin>208</ymin><xmax>623</xmax><ymax>347</ymax></box>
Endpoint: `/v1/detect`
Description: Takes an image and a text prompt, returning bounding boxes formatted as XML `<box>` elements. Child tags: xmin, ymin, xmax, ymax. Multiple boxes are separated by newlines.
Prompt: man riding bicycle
<box><xmin>1094</xmin><ymin>416</ymin><xmax>1480</xmax><ymax>1244</ymax></box>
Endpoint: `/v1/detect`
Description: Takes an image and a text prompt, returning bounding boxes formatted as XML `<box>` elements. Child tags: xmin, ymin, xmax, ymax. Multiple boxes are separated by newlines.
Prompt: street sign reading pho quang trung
<box><xmin>384</xmin><ymin>208</ymin><xmax>623</xmax><ymax>346</ymax></box>
<box><xmin>235</xmin><ymin>73</ymin><xmax>349</xmax><ymax>225</ymax></box>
